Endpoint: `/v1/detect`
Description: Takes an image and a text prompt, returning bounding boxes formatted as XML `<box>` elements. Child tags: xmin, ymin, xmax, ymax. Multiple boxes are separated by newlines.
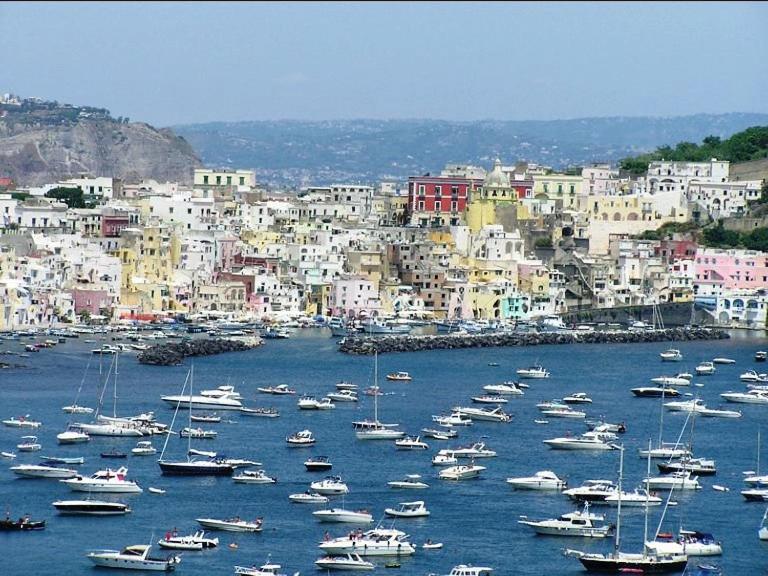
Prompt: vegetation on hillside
<box><xmin>637</xmin><ymin>221</ymin><xmax>701</xmax><ymax>241</ymax></box>
<box><xmin>620</xmin><ymin>126</ymin><xmax>768</xmax><ymax>175</ymax></box>
<box><xmin>702</xmin><ymin>221</ymin><xmax>768</xmax><ymax>252</ymax></box>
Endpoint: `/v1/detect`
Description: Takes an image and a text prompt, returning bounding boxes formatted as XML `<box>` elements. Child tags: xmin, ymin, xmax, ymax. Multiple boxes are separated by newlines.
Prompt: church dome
<box><xmin>483</xmin><ymin>158</ymin><xmax>510</xmax><ymax>188</ymax></box>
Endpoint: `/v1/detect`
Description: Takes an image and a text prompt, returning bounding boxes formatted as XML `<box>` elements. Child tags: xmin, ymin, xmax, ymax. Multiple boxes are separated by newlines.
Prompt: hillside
<box><xmin>0</xmin><ymin>97</ymin><xmax>202</xmax><ymax>186</ymax></box>
<box><xmin>174</xmin><ymin>113</ymin><xmax>768</xmax><ymax>186</ymax></box>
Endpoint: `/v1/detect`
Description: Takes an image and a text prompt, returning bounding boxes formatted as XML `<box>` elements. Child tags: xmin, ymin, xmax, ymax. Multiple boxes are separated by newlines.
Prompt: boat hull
<box><xmin>53</xmin><ymin>501</ymin><xmax>130</xmax><ymax>515</ymax></box>
<box><xmin>578</xmin><ymin>555</ymin><xmax>687</xmax><ymax>573</ymax></box>
<box><xmin>88</xmin><ymin>555</ymin><xmax>175</xmax><ymax>571</ymax></box>
<box><xmin>158</xmin><ymin>461</ymin><xmax>234</xmax><ymax>476</ymax></box>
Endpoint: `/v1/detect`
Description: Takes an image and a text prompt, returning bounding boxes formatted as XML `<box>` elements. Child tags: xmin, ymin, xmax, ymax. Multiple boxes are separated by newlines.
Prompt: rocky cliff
<box><xmin>0</xmin><ymin>98</ymin><xmax>201</xmax><ymax>186</ymax></box>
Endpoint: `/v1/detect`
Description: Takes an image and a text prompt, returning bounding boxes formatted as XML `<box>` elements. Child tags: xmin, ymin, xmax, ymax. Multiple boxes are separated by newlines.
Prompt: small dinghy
<box><xmin>712</xmin><ymin>485</ymin><xmax>729</xmax><ymax>492</ymax></box>
<box><xmin>422</xmin><ymin>540</ymin><xmax>443</xmax><ymax>549</ymax></box>
<box><xmin>148</xmin><ymin>487</ymin><xmax>166</xmax><ymax>495</ymax></box>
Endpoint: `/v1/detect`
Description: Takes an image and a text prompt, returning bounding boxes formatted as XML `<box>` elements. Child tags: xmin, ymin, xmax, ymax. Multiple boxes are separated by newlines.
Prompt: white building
<box><xmin>646</xmin><ymin>159</ymin><xmax>729</xmax><ymax>195</ymax></box>
<box><xmin>687</xmin><ymin>180</ymin><xmax>762</xmax><ymax>220</ymax></box>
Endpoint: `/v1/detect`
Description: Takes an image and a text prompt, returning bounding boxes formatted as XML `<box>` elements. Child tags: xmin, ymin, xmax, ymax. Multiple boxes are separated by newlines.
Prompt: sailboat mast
<box><xmin>644</xmin><ymin>439</ymin><xmax>651</xmax><ymax>557</ymax></box>
<box><xmin>615</xmin><ymin>444</ymin><xmax>623</xmax><ymax>555</ymax></box>
<box><xmin>759</xmin><ymin>428</ymin><xmax>762</xmax><ymax>476</ymax></box>
<box><xmin>113</xmin><ymin>351</ymin><xmax>119</xmax><ymax>418</ymax></box>
<box><xmin>188</xmin><ymin>364</ymin><xmax>194</xmax><ymax>459</ymax></box>
<box><xmin>373</xmin><ymin>350</ymin><xmax>379</xmax><ymax>423</ymax></box>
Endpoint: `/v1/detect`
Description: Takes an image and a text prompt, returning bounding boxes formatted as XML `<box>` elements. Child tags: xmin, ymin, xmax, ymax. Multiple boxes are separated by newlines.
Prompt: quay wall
<box><xmin>338</xmin><ymin>327</ymin><xmax>728</xmax><ymax>355</ymax></box>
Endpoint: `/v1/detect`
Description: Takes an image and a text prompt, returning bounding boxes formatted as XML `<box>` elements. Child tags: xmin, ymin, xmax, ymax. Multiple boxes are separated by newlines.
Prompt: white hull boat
<box><xmin>507</xmin><ymin>470</ymin><xmax>566</xmax><ymax>490</ymax></box>
<box><xmin>318</xmin><ymin>528</ymin><xmax>416</xmax><ymax>556</ymax></box>
<box><xmin>87</xmin><ymin>545</ymin><xmax>180</xmax><ymax>571</ymax></box>
<box><xmin>289</xmin><ymin>491</ymin><xmax>329</xmax><ymax>504</ymax></box>
<box><xmin>11</xmin><ymin>464</ymin><xmax>77</xmax><ymax>478</ymax></box>
<box><xmin>384</xmin><ymin>500</ymin><xmax>430</xmax><ymax>518</ymax></box>
<box><xmin>53</xmin><ymin>499</ymin><xmax>131</xmax><ymax>515</ymax></box>
<box><xmin>311</xmin><ymin>476</ymin><xmax>349</xmax><ymax>495</ymax></box>
<box><xmin>313</xmin><ymin>508</ymin><xmax>373</xmax><ymax>523</ymax></box>
<box><xmin>196</xmin><ymin>517</ymin><xmax>263</xmax><ymax>532</ymax></box>
<box><xmin>314</xmin><ymin>553</ymin><xmax>374</xmax><ymax>571</ymax></box>
<box><xmin>61</xmin><ymin>466</ymin><xmax>142</xmax><ymax>493</ymax></box>
<box><xmin>519</xmin><ymin>503</ymin><xmax>612</xmax><ymax>537</ymax></box>
<box><xmin>439</xmin><ymin>464</ymin><xmax>486</xmax><ymax>480</ymax></box>
<box><xmin>161</xmin><ymin>394</ymin><xmax>242</xmax><ymax>410</ymax></box>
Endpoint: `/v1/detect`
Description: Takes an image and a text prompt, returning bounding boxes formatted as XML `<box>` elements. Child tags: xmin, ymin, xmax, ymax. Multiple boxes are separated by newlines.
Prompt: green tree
<box><xmin>45</xmin><ymin>186</ymin><xmax>86</xmax><ymax>208</ymax></box>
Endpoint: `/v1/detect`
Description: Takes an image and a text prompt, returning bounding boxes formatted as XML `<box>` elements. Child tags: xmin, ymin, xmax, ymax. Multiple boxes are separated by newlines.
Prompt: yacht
<box><xmin>638</xmin><ymin>443</ymin><xmax>692</xmax><ymax>460</ymax></box>
<box><xmin>421</xmin><ymin>428</ymin><xmax>458</xmax><ymax>440</ymax></box>
<box><xmin>720</xmin><ymin>389</ymin><xmax>768</xmax><ymax>404</ymax></box>
<box><xmin>233</xmin><ymin>469</ymin><xmax>277</xmax><ymax>484</ymax></box>
<box><xmin>518</xmin><ymin>502</ymin><xmax>612</xmax><ymax>537</ymax></box>
<box><xmin>452</xmin><ymin>406</ymin><xmax>512</xmax><ymax>422</ymax></box>
<box><xmin>439</xmin><ymin>463</ymin><xmax>486</xmax><ymax>480</ymax></box>
<box><xmin>544</xmin><ymin>433</ymin><xmax>618</xmax><ymax>451</ymax></box>
<box><xmin>471</xmin><ymin>394</ymin><xmax>509</xmax><ymax>404</ymax></box>
<box><xmin>56</xmin><ymin>426</ymin><xmax>91</xmax><ymax>444</ymax></box>
<box><xmin>712</xmin><ymin>357</ymin><xmax>735</xmax><ymax>365</ymax></box>
<box><xmin>3</xmin><ymin>416</ymin><xmax>42</xmax><ymax>428</ymax></box>
<box><xmin>62</xmin><ymin>404</ymin><xmax>94</xmax><ymax>414</ymax></box>
<box><xmin>315</xmin><ymin>397</ymin><xmax>336</xmax><ymax>410</ymax></box>
<box><xmin>17</xmin><ymin>436</ymin><xmax>42</xmax><ymax>452</ymax></box>
<box><xmin>200</xmin><ymin>385</ymin><xmax>242</xmax><ymax>400</ymax></box>
<box><xmin>87</xmin><ymin>544</ymin><xmax>180</xmax><ymax>571</ymax></box>
<box><xmin>160</xmin><ymin>393</ymin><xmax>242</xmax><ymax>410</ymax></box>
<box><xmin>53</xmin><ymin>499</ymin><xmax>131</xmax><ymax>515</ymax></box>
<box><xmin>442</xmin><ymin>566</ymin><xmax>493</xmax><ymax>576</ymax></box>
<box><xmin>11</xmin><ymin>464</ymin><xmax>77</xmax><ymax>479</ymax></box>
<box><xmin>660</xmin><ymin>349</ymin><xmax>683</xmax><ymax>362</ymax></box>
<box><xmin>646</xmin><ymin>530</ymin><xmax>722</xmax><ymax>557</ymax></box>
<box><xmin>60</xmin><ymin>467</ymin><xmax>142</xmax><ymax>493</ymax></box>
<box><xmin>336</xmin><ymin>381</ymin><xmax>359</xmax><ymax>391</ymax></box>
<box><xmin>449</xmin><ymin>442</ymin><xmax>497</xmax><ymax>458</ymax></box>
<box><xmin>632</xmin><ymin>387</ymin><xmax>681</xmax><ymax>398</ymax></box>
<box><xmin>664</xmin><ymin>398</ymin><xmax>707</xmax><ymax>413</ymax></box>
<box><xmin>257</xmin><ymin>384</ymin><xmax>296</xmax><ymax>395</ymax></box>
<box><xmin>77</xmin><ymin>421</ymin><xmax>143</xmax><ymax>437</ymax></box>
<box><xmin>741</xmin><ymin>370</ymin><xmax>768</xmax><ymax>383</ymax></box>
<box><xmin>387</xmin><ymin>474</ymin><xmax>430</xmax><ymax>489</ymax></box>
<box><xmin>695</xmin><ymin>361</ymin><xmax>716</xmax><ymax>375</ymax></box>
<box><xmin>386</xmin><ymin>372</ymin><xmax>413</xmax><ymax>381</ymax></box>
<box><xmin>384</xmin><ymin>500</ymin><xmax>430</xmax><ymax>518</ymax></box>
<box><xmin>298</xmin><ymin>395</ymin><xmax>320</xmax><ymax>409</ymax></box>
<box><xmin>313</xmin><ymin>508</ymin><xmax>373</xmax><ymax>523</ymax></box>
<box><xmin>698</xmin><ymin>406</ymin><xmax>742</xmax><ymax>418</ymax></box>
<box><xmin>540</xmin><ymin>407</ymin><xmax>586</xmax><ymax>419</ymax></box>
<box><xmin>318</xmin><ymin>528</ymin><xmax>416</xmax><ymax>556</ymax></box>
<box><xmin>650</xmin><ymin>376</ymin><xmax>690</xmax><ymax>387</ymax></box>
<box><xmin>644</xmin><ymin>470</ymin><xmax>702</xmax><ymax>491</ymax></box>
<box><xmin>742</xmin><ymin>488</ymin><xmax>768</xmax><ymax>502</ymax></box>
<box><xmin>395</xmin><ymin>436</ymin><xmax>429</xmax><ymax>450</ymax></box>
<box><xmin>432</xmin><ymin>413</ymin><xmax>473</xmax><ymax>427</ymax></box>
<box><xmin>515</xmin><ymin>365</ymin><xmax>550</xmax><ymax>379</ymax></box>
<box><xmin>157</xmin><ymin>530</ymin><xmax>219</xmax><ymax>551</ymax></box>
<box><xmin>304</xmin><ymin>455</ymin><xmax>333</xmax><ymax>471</ymax></box>
<box><xmin>288</xmin><ymin>491</ymin><xmax>329</xmax><ymax>504</ymax></box>
<box><xmin>432</xmin><ymin>451</ymin><xmax>459</xmax><ymax>466</ymax></box>
<box><xmin>353</xmin><ymin>351</ymin><xmax>405</xmax><ymax>440</ymax></box>
<box><xmin>506</xmin><ymin>470</ymin><xmax>566</xmax><ymax>490</ymax></box>
<box><xmin>563</xmin><ymin>480</ymin><xmax>617</xmax><ymax>503</ymax></box>
<box><xmin>235</xmin><ymin>559</ymin><xmax>293</xmax><ymax>576</ymax></box>
<box><xmin>563</xmin><ymin>392</ymin><xmax>592</xmax><ymax>404</ymax></box>
<box><xmin>287</xmin><ymin>429</ymin><xmax>316</xmax><ymax>446</ymax></box>
<box><xmin>180</xmin><ymin>427</ymin><xmax>217</xmax><ymax>439</ymax></box>
<box><xmin>327</xmin><ymin>390</ymin><xmax>358</xmax><ymax>403</ymax></box>
<box><xmin>310</xmin><ymin>476</ymin><xmax>349</xmax><ymax>495</ymax></box>
<box><xmin>658</xmin><ymin>457</ymin><xmax>716</xmax><ymax>476</ymax></box>
<box><xmin>196</xmin><ymin>517</ymin><xmax>263</xmax><ymax>532</ymax></box>
<box><xmin>131</xmin><ymin>441</ymin><xmax>157</xmax><ymax>456</ymax></box>
<box><xmin>482</xmin><ymin>382</ymin><xmax>524</xmax><ymax>396</ymax></box>
<box><xmin>314</xmin><ymin>553</ymin><xmax>374</xmax><ymax>571</ymax></box>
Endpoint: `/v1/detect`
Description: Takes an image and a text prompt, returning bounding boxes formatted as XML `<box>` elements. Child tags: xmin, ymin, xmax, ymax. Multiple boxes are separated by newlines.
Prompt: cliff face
<box><xmin>0</xmin><ymin>111</ymin><xmax>202</xmax><ymax>186</ymax></box>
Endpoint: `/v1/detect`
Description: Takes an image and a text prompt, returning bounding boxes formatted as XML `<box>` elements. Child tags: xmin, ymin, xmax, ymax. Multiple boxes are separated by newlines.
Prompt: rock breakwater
<box><xmin>138</xmin><ymin>337</ymin><xmax>261</xmax><ymax>366</ymax></box>
<box><xmin>339</xmin><ymin>327</ymin><xmax>729</xmax><ymax>355</ymax></box>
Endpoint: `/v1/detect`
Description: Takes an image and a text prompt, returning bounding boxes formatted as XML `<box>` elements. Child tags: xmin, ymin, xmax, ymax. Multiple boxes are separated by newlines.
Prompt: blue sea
<box><xmin>1</xmin><ymin>329</ymin><xmax>767</xmax><ymax>575</ymax></box>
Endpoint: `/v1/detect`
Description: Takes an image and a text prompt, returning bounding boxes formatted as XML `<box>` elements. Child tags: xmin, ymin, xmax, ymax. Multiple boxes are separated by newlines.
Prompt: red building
<box><xmin>102</xmin><ymin>214</ymin><xmax>131</xmax><ymax>237</ymax></box>
<box><xmin>407</xmin><ymin>176</ymin><xmax>482</xmax><ymax>227</ymax></box>
<box><xmin>655</xmin><ymin>239</ymin><xmax>698</xmax><ymax>264</ymax></box>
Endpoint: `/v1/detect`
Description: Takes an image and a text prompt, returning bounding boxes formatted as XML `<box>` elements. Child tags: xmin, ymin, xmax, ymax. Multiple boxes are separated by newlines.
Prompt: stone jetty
<box><xmin>339</xmin><ymin>327</ymin><xmax>729</xmax><ymax>355</ymax></box>
<box><xmin>138</xmin><ymin>337</ymin><xmax>262</xmax><ymax>366</ymax></box>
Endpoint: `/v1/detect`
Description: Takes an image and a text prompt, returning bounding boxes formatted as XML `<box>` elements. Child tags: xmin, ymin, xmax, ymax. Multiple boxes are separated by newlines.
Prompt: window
<box><xmin>451</xmin><ymin>186</ymin><xmax>459</xmax><ymax>196</ymax></box>
<box><xmin>169</xmin><ymin>207</ymin><xmax>174</xmax><ymax>214</ymax></box>
<box><xmin>216</xmin><ymin>176</ymin><xmax>222</xmax><ymax>185</ymax></box>
<box><xmin>418</xmin><ymin>185</ymin><xmax>425</xmax><ymax>195</ymax></box>
<box><xmin>239</xmin><ymin>176</ymin><xmax>245</xmax><ymax>185</ymax></box>
<box><xmin>435</xmin><ymin>186</ymin><xmax>442</xmax><ymax>196</ymax></box>
<box><xmin>226</xmin><ymin>176</ymin><xmax>232</xmax><ymax>185</ymax></box>
<box><xmin>203</xmin><ymin>175</ymin><xmax>208</xmax><ymax>184</ymax></box>
<box><xmin>435</xmin><ymin>202</ymin><xmax>441</xmax><ymax>212</ymax></box>
<box><xmin>418</xmin><ymin>201</ymin><xmax>425</xmax><ymax>210</ymax></box>
<box><xmin>187</xmin><ymin>208</ymin><xmax>192</xmax><ymax>214</ymax></box>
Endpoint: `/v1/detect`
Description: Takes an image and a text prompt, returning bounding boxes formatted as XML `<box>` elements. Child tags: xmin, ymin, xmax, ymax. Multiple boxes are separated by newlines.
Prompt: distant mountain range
<box><xmin>175</xmin><ymin>113</ymin><xmax>768</xmax><ymax>187</ymax></box>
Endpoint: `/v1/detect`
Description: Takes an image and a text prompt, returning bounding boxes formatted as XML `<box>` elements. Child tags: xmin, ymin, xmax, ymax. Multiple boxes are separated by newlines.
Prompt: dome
<box><xmin>483</xmin><ymin>158</ymin><xmax>510</xmax><ymax>189</ymax></box>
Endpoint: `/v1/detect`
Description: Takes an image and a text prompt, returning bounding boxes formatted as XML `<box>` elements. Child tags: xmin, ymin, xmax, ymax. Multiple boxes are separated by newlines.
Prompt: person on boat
<box><xmin>324</xmin><ymin>530</ymin><xmax>331</xmax><ymax>542</ymax></box>
<box><xmin>165</xmin><ymin>531</ymin><xmax>172</xmax><ymax>541</ymax></box>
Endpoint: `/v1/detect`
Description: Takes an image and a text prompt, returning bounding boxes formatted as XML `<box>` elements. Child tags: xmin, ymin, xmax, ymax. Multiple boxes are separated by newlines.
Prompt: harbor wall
<box><xmin>138</xmin><ymin>337</ymin><xmax>262</xmax><ymax>365</ymax></box>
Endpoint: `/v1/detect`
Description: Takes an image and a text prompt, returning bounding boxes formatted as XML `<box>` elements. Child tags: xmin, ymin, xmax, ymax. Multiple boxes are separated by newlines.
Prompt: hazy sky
<box><xmin>2</xmin><ymin>2</ymin><xmax>767</xmax><ymax>126</ymax></box>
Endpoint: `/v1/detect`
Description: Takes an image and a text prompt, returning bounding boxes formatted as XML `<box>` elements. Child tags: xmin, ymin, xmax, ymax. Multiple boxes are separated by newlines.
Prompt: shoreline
<box><xmin>338</xmin><ymin>327</ymin><xmax>730</xmax><ymax>355</ymax></box>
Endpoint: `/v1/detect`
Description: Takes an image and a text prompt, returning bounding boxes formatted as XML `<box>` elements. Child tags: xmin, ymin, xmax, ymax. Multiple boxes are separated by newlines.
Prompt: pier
<box><xmin>338</xmin><ymin>327</ymin><xmax>729</xmax><ymax>355</ymax></box>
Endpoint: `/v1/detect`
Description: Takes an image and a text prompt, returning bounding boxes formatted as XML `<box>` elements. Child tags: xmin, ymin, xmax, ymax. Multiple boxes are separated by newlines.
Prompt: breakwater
<box><xmin>137</xmin><ymin>337</ymin><xmax>262</xmax><ymax>366</ymax></box>
<box><xmin>339</xmin><ymin>327</ymin><xmax>729</xmax><ymax>355</ymax></box>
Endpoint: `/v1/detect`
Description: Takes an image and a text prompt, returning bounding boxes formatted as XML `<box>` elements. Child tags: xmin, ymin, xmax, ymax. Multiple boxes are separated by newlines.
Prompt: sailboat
<box><xmin>566</xmin><ymin>444</ymin><xmax>689</xmax><ymax>573</ymax></box>
<box><xmin>76</xmin><ymin>352</ymin><xmax>143</xmax><ymax>437</ymax></box>
<box><xmin>639</xmin><ymin>388</ymin><xmax>691</xmax><ymax>460</ymax></box>
<box><xmin>352</xmin><ymin>351</ymin><xmax>405</xmax><ymax>440</ymax></box>
<box><xmin>157</xmin><ymin>366</ymin><xmax>234</xmax><ymax>476</ymax></box>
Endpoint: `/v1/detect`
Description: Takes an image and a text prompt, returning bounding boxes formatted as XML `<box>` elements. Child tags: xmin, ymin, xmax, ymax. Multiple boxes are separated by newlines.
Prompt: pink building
<box><xmin>693</xmin><ymin>247</ymin><xmax>768</xmax><ymax>296</ymax></box>
<box><xmin>72</xmin><ymin>288</ymin><xmax>112</xmax><ymax>315</ymax></box>
<box><xmin>330</xmin><ymin>277</ymin><xmax>381</xmax><ymax>318</ymax></box>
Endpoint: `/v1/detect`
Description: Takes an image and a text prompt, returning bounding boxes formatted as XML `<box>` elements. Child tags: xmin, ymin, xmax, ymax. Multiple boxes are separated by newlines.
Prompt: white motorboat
<box><xmin>432</xmin><ymin>413</ymin><xmax>473</xmax><ymax>427</ymax></box>
<box><xmin>305</xmin><ymin>455</ymin><xmax>333</xmax><ymax>471</ymax></box>
<box><xmin>315</xmin><ymin>397</ymin><xmax>336</xmax><ymax>410</ymax></box>
<box><xmin>1</xmin><ymin>451</ymin><xmax>16</xmax><ymax>459</ymax></box>
<box><xmin>298</xmin><ymin>395</ymin><xmax>321</xmax><ymax>409</ymax></box>
<box><xmin>563</xmin><ymin>480</ymin><xmax>617</xmax><ymax>502</ymax></box>
<box><xmin>695</xmin><ymin>361</ymin><xmax>716</xmax><ymax>375</ymax></box>
<box><xmin>385</xmin><ymin>500</ymin><xmax>430</xmax><ymax>518</ymax></box>
<box><xmin>336</xmin><ymin>381</ymin><xmax>358</xmax><ymax>391</ymax></box>
<box><xmin>540</xmin><ymin>407</ymin><xmax>586</xmax><ymax>419</ymax></box>
<box><xmin>161</xmin><ymin>393</ymin><xmax>242</xmax><ymax>410</ymax></box>
<box><xmin>660</xmin><ymin>349</ymin><xmax>683</xmax><ymax>362</ymax></box>
<box><xmin>506</xmin><ymin>470</ymin><xmax>566</xmax><ymax>490</ymax></box>
<box><xmin>645</xmin><ymin>530</ymin><xmax>722</xmax><ymax>556</ymax></box>
<box><xmin>439</xmin><ymin>463</ymin><xmax>486</xmax><ymax>480</ymax></box>
<box><xmin>180</xmin><ymin>427</ymin><xmax>217</xmax><ymax>439</ymax></box>
<box><xmin>313</xmin><ymin>507</ymin><xmax>373</xmax><ymax>523</ymax></box>
<box><xmin>482</xmin><ymin>382</ymin><xmax>524</xmax><ymax>396</ymax></box>
<box><xmin>658</xmin><ymin>457</ymin><xmax>716</xmax><ymax>476</ymax></box>
<box><xmin>644</xmin><ymin>470</ymin><xmax>701</xmax><ymax>491</ymax></box>
<box><xmin>327</xmin><ymin>390</ymin><xmax>358</xmax><ymax>402</ymax></box>
<box><xmin>448</xmin><ymin>442</ymin><xmax>497</xmax><ymax>459</ymax></box>
<box><xmin>234</xmin><ymin>559</ymin><xmax>293</xmax><ymax>576</ymax></box>
<box><xmin>287</xmin><ymin>429</ymin><xmax>316</xmax><ymax>446</ymax></box>
<box><xmin>386</xmin><ymin>372</ymin><xmax>412</xmax><ymax>381</ymax></box>
<box><xmin>537</xmin><ymin>400</ymin><xmax>569</xmax><ymax>411</ymax></box>
<box><xmin>544</xmin><ymin>433</ymin><xmax>617</xmax><ymax>451</ymax></box>
<box><xmin>239</xmin><ymin>406</ymin><xmax>280</xmax><ymax>418</ymax></box>
<box><xmin>158</xmin><ymin>530</ymin><xmax>219</xmax><ymax>550</ymax></box>
<box><xmin>638</xmin><ymin>443</ymin><xmax>692</xmax><ymax>459</ymax></box>
<box><xmin>233</xmin><ymin>469</ymin><xmax>277</xmax><ymax>484</ymax></box>
<box><xmin>318</xmin><ymin>528</ymin><xmax>416</xmax><ymax>556</ymax></box>
<box><xmin>712</xmin><ymin>357</ymin><xmax>735</xmax><ymax>365</ymax></box>
<box><xmin>563</xmin><ymin>393</ymin><xmax>592</xmax><ymax>404</ymax></box>
<box><xmin>421</xmin><ymin>428</ymin><xmax>457</xmax><ymax>440</ymax></box>
<box><xmin>62</xmin><ymin>404</ymin><xmax>94</xmax><ymax>414</ymax></box>
<box><xmin>60</xmin><ymin>466</ymin><xmax>142</xmax><ymax>493</ymax></box>
<box><xmin>196</xmin><ymin>517</ymin><xmax>263</xmax><ymax>532</ymax></box>
<box><xmin>3</xmin><ymin>416</ymin><xmax>42</xmax><ymax>428</ymax></box>
<box><xmin>311</xmin><ymin>476</ymin><xmax>349</xmax><ymax>495</ymax></box>
<box><xmin>131</xmin><ymin>441</ymin><xmax>157</xmax><ymax>455</ymax></box>
<box><xmin>76</xmin><ymin>421</ymin><xmax>143</xmax><ymax>437</ymax></box>
<box><xmin>743</xmin><ymin>488</ymin><xmax>768</xmax><ymax>501</ymax></box>
<box><xmin>57</xmin><ymin>426</ymin><xmax>91</xmax><ymax>444</ymax></box>
<box><xmin>53</xmin><ymin>499</ymin><xmax>131</xmax><ymax>515</ymax></box>
<box><xmin>87</xmin><ymin>544</ymin><xmax>180</xmax><ymax>571</ymax></box>
<box><xmin>40</xmin><ymin>455</ymin><xmax>84</xmax><ymax>465</ymax></box>
<box><xmin>452</xmin><ymin>405</ymin><xmax>511</xmax><ymax>422</ymax></box>
<box><xmin>257</xmin><ymin>384</ymin><xmax>297</xmax><ymax>395</ymax></box>
<box><xmin>395</xmin><ymin>435</ymin><xmax>429</xmax><ymax>450</ymax></box>
<box><xmin>698</xmin><ymin>406</ymin><xmax>742</xmax><ymax>418</ymax></box>
<box><xmin>741</xmin><ymin>370</ymin><xmax>768</xmax><ymax>383</ymax></box>
<box><xmin>443</xmin><ymin>566</ymin><xmax>494</xmax><ymax>576</ymax></box>
<box><xmin>289</xmin><ymin>491</ymin><xmax>329</xmax><ymax>504</ymax></box>
<box><xmin>190</xmin><ymin>413</ymin><xmax>221</xmax><ymax>423</ymax></box>
<box><xmin>471</xmin><ymin>394</ymin><xmax>509</xmax><ymax>404</ymax></box>
<box><xmin>604</xmin><ymin>489</ymin><xmax>663</xmax><ymax>507</ymax></box>
<box><xmin>650</xmin><ymin>376</ymin><xmax>690</xmax><ymax>387</ymax></box>
<box><xmin>664</xmin><ymin>398</ymin><xmax>707</xmax><ymax>412</ymax></box>
<box><xmin>11</xmin><ymin>464</ymin><xmax>77</xmax><ymax>479</ymax></box>
<box><xmin>200</xmin><ymin>385</ymin><xmax>242</xmax><ymax>400</ymax></box>
<box><xmin>720</xmin><ymin>390</ymin><xmax>768</xmax><ymax>404</ymax></box>
<box><xmin>314</xmin><ymin>553</ymin><xmax>374</xmax><ymax>571</ymax></box>
<box><xmin>388</xmin><ymin>474</ymin><xmax>430</xmax><ymax>489</ymax></box>
<box><xmin>432</xmin><ymin>452</ymin><xmax>459</xmax><ymax>466</ymax></box>
<box><xmin>516</xmin><ymin>365</ymin><xmax>550</xmax><ymax>379</ymax></box>
<box><xmin>518</xmin><ymin>502</ymin><xmax>612</xmax><ymax>537</ymax></box>
<box><xmin>17</xmin><ymin>435</ymin><xmax>42</xmax><ymax>452</ymax></box>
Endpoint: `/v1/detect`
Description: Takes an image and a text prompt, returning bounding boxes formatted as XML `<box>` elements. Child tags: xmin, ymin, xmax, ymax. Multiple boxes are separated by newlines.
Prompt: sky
<box><xmin>1</xmin><ymin>2</ymin><xmax>767</xmax><ymax>127</ymax></box>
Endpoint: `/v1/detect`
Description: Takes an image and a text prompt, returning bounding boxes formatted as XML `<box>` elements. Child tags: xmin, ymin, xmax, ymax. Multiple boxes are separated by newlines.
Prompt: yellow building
<box><xmin>533</xmin><ymin>174</ymin><xmax>582</xmax><ymax>209</ymax></box>
<box><xmin>467</xmin><ymin>159</ymin><xmax>517</xmax><ymax>233</ymax></box>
